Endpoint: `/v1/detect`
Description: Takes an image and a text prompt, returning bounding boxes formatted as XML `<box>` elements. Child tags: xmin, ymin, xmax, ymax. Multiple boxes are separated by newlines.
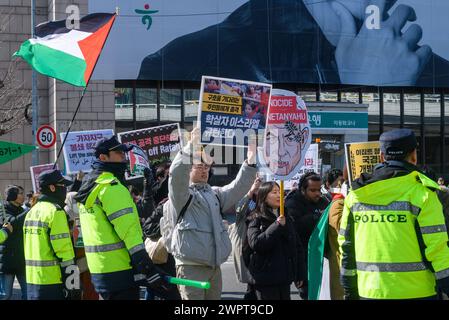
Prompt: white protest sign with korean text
<box><xmin>60</xmin><ymin>129</ymin><xmax>114</xmax><ymax>174</ymax></box>
<box><xmin>198</xmin><ymin>75</ymin><xmax>272</xmax><ymax>147</ymax></box>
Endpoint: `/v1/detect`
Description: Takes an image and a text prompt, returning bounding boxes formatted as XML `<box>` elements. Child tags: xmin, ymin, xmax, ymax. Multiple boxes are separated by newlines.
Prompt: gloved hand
<box><xmin>145</xmin><ymin>266</ymin><xmax>178</xmax><ymax>299</ymax></box>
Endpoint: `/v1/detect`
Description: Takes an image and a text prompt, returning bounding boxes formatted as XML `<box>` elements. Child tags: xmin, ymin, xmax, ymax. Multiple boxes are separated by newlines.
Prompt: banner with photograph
<box><xmin>117</xmin><ymin>123</ymin><xmax>182</xmax><ymax>179</ymax></box>
<box><xmin>30</xmin><ymin>163</ymin><xmax>59</xmax><ymax>193</ymax></box>
<box><xmin>258</xmin><ymin>89</ymin><xmax>311</xmax><ymax>181</ymax></box>
<box><xmin>90</xmin><ymin>0</ymin><xmax>449</xmax><ymax>88</ymax></box>
<box><xmin>345</xmin><ymin>141</ymin><xmax>381</xmax><ymax>186</ymax></box>
<box><xmin>60</xmin><ymin>129</ymin><xmax>114</xmax><ymax>174</ymax></box>
<box><xmin>198</xmin><ymin>75</ymin><xmax>272</xmax><ymax>147</ymax></box>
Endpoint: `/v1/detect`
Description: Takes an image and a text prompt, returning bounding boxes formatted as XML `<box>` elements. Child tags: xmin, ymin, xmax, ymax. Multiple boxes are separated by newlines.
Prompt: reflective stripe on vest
<box><xmin>339</xmin><ymin>228</ymin><xmax>347</xmax><ymax>236</ymax></box>
<box><xmin>50</xmin><ymin>233</ymin><xmax>70</xmax><ymax>241</ymax></box>
<box><xmin>24</xmin><ymin>220</ymin><xmax>49</xmax><ymax>229</ymax></box>
<box><xmin>134</xmin><ymin>274</ymin><xmax>146</xmax><ymax>282</ymax></box>
<box><xmin>420</xmin><ymin>224</ymin><xmax>447</xmax><ymax>235</ymax></box>
<box><xmin>435</xmin><ymin>268</ymin><xmax>449</xmax><ymax>280</ymax></box>
<box><xmin>351</xmin><ymin>201</ymin><xmax>421</xmax><ymax>216</ymax></box>
<box><xmin>341</xmin><ymin>267</ymin><xmax>357</xmax><ymax>276</ymax></box>
<box><xmin>356</xmin><ymin>262</ymin><xmax>427</xmax><ymax>272</ymax></box>
<box><xmin>25</xmin><ymin>259</ymin><xmax>59</xmax><ymax>267</ymax></box>
<box><xmin>108</xmin><ymin>207</ymin><xmax>133</xmax><ymax>222</ymax></box>
<box><xmin>84</xmin><ymin>241</ymin><xmax>126</xmax><ymax>253</ymax></box>
<box><xmin>129</xmin><ymin>243</ymin><xmax>145</xmax><ymax>255</ymax></box>
<box><xmin>60</xmin><ymin>259</ymin><xmax>75</xmax><ymax>267</ymax></box>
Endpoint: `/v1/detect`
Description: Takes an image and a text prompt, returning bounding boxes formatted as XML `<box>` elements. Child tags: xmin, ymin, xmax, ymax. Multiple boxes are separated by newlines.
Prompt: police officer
<box><xmin>75</xmin><ymin>136</ymin><xmax>168</xmax><ymax>300</ymax></box>
<box><xmin>23</xmin><ymin>169</ymin><xmax>76</xmax><ymax>300</ymax></box>
<box><xmin>338</xmin><ymin>129</ymin><xmax>449</xmax><ymax>300</ymax></box>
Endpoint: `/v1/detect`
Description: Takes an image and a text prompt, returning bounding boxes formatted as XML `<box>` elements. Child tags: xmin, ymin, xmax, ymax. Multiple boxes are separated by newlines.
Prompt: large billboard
<box><xmin>90</xmin><ymin>0</ymin><xmax>449</xmax><ymax>87</ymax></box>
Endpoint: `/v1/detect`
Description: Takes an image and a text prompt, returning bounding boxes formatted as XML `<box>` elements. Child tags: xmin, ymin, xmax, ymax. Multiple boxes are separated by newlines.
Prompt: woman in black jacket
<box><xmin>245</xmin><ymin>181</ymin><xmax>306</xmax><ymax>300</ymax></box>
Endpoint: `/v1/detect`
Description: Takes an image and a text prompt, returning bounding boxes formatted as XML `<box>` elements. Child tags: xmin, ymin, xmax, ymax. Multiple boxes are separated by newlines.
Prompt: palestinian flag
<box><xmin>13</xmin><ymin>13</ymin><xmax>115</xmax><ymax>87</ymax></box>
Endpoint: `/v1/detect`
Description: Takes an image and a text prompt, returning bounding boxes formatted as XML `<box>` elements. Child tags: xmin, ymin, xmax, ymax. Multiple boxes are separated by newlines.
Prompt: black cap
<box><xmin>94</xmin><ymin>135</ymin><xmax>133</xmax><ymax>158</ymax></box>
<box><xmin>380</xmin><ymin>129</ymin><xmax>417</xmax><ymax>157</ymax></box>
<box><xmin>38</xmin><ymin>169</ymin><xmax>73</xmax><ymax>188</ymax></box>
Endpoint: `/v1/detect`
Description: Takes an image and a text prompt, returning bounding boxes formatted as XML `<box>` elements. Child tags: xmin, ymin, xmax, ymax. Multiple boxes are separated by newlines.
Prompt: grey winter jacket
<box><xmin>167</xmin><ymin>142</ymin><xmax>257</xmax><ymax>267</ymax></box>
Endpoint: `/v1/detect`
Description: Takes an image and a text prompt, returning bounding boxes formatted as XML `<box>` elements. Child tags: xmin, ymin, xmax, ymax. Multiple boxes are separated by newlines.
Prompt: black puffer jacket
<box><xmin>285</xmin><ymin>190</ymin><xmax>329</xmax><ymax>251</ymax></box>
<box><xmin>0</xmin><ymin>202</ymin><xmax>27</xmax><ymax>274</ymax></box>
<box><xmin>245</xmin><ymin>209</ymin><xmax>306</xmax><ymax>286</ymax></box>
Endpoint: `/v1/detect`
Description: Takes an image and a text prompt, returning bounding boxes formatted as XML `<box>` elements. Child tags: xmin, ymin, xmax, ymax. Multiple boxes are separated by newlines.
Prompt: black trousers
<box><xmin>254</xmin><ymin>284</ymin><xmax>291</xmax><ymax>300</ymax></box>
<box><xmin>99</xmin><ymin>286</ymin><xmax>140</xmax><ymax>300</ymax></box>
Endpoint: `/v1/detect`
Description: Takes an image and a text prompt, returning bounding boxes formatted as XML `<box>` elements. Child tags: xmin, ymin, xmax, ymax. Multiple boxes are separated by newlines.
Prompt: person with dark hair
<box><xmin>339</xmin><ymin>128</ymin><xmax>449</xmax><ymax>300</ymax></box>
<box><xmin>0</xmin><ymin>185</ymin><xmax>28</xmax><ymax>300</ymax></box>
<box><xmin>152</xmin><ymin>162</ymin><xmax>170</xmax><ymax>205</ymax></box>
<box><xmin>165</xmin><ymin>127</ymin><xmax>257</xmax><ymax>300</ymax></box>
<box><xmin>245</xmin><ymin>181</ymin><xmax>306</xmax><ymax>300</ymax></box>
<box><xmin>23</xmin><ymin>170</ymin><xmax>76</xmax><ymax>300</ymax></box>
<box><xmin>285</xmin><ymin>171</ymin><xmax>330</xmax><ymax>299</ymax></box>
<box><xmin>322</xmin><ymin>168</ymin><xmax>344</xmax><ymax>202</ymax></box>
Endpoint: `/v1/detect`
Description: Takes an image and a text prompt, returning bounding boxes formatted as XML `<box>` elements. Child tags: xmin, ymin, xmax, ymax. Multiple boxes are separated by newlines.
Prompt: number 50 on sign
<box><xmin>37</xmin><ymin>125</ymin><xmax>57</xmax><ymax>148</ymax></box>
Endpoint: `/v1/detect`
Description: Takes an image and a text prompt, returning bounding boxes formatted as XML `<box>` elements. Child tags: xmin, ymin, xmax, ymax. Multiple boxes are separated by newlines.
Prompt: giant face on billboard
<box><xmin>90</xmin><ymin>0</ymin><xmax>449</xmax><ymax>87</ymax></box>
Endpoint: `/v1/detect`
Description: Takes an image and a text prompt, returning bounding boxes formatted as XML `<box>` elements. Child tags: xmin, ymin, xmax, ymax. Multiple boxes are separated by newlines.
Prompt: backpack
<box><xmin>228</xmin><ymin>197</ymin><xmax>255</xmax><ymax>284</ymax></box>
<box><xmin>159</xmin><ymin>194</ymin><xmax>193</xmax><ymax>254</ymax></box>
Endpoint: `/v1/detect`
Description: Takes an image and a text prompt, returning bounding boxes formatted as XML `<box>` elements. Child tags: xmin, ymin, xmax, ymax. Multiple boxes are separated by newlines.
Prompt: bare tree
<box><xmin>0</xmin><ymin>9</ymin><xmax>32</xmax><ymax>136</ymax></box>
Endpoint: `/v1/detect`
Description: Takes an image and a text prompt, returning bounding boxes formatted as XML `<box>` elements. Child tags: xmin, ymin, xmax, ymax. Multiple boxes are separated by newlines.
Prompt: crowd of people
<box><xmin>1</xmin><ymin>128</ymin><xmax>449</xmax><ymax>300</ymax></box>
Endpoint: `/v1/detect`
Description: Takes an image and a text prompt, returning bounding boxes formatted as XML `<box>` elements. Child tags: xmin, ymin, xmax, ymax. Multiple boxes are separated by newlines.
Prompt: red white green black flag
<box><xmin>13</xmin><ymin>13</ymin><xmax>116</xmax><ymax>87</ymax></box>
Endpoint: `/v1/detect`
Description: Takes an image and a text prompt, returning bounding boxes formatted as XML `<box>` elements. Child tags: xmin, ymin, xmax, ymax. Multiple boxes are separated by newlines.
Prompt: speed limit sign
<box><xmin>37</xmin><ymin>125</ymin><xmax>56</xmax><ymax>148</ymax></box>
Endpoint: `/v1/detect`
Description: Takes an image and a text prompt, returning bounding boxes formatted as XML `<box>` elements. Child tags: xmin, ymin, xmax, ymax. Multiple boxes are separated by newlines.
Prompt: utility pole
<box><xmin>31</xmin><ymin>0</ymin><xmax>39</xmax><ymax>165</ymax></box>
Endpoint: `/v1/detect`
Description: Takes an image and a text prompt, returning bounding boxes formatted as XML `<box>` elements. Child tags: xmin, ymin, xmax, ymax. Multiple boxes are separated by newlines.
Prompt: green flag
<box><xmin>307</xmin><ymin>204</ymin><xmax>331</xmax><ymax>300</ymax></box>
<box><xmin>0</xmin><ymin>141</ymin><xmax>36</xmax><ymax>164</ymax></box>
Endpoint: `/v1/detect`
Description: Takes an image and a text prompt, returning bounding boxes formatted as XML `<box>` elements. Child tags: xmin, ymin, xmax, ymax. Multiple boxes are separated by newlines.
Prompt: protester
<box><xmin>245</xmin><ymin>181</ymin><xmax>305</xmax><ymax>300</ymax></box>
<box><xmin>339</xmin><ymin>129</ymin><xmax>449</xmax><ymax>300</ymax></box>
<box><xmin>438</xmin><ymin>177</ymin><xmax>445</xmax><ymax>187</ymax></box>
<box><xmin>321</xmin><ymin>169</ymin><xmax>344</xmax><ymax>202</ymax></box>
<box><xmin>231</xmin><ymin>175</ymin><xmax>262</xmax><ymax>300</ymax></box>
<box><xmin>23</xmin><ymin>191</ymin><xmax>33</xmax><ymax>209</ymax></box>
<box><xmin>0</xmin><ymin>185</ymin><xmax>28</xmax><ymax>300</ymax></box>
<box><xmin>64</xmin><ymin>192</ymin><xmax>99</xmax><ymax>300</ymax></box>
<box><xmin>165</xmin><ymin>127</ymin><xmax>257</xmax><ymax>300</ymax></box>
<box><xmin>75</xmin><ymin>135</ymin><xmax>170</xmax><ymax>300</ymax></box>
<box><xmin>152</xmin><ymin>162</ymin><xmax>170</xmax><ymax>205</ymax></box>
<box><xmin>23</xmin><ymin>169</ymin><xmax>76</xmax><ymax>300</ymax></box>
<box><xmin>325</xmin><ymin>165</ymin><xmax>349</xmax><ymax>300</ymax></box>
<box><xmin>285</xmin><ymin>171</ymin><xmax>330</xmax><ymax>299</ymax></box>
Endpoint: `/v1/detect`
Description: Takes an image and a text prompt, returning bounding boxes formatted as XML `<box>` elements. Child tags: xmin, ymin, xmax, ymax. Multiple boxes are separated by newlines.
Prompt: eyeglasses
<box><xmin>192</xmin><ymin>164</ymin><xmax>211</xmax><ymax>171</ymax></box>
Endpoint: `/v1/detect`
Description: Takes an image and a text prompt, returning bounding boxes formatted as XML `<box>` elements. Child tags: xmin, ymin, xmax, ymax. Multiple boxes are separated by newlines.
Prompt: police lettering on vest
<box><xmin>353</xmin><ymin>213</ymin><xmax>407</xmax><ymax>223</ymax></box>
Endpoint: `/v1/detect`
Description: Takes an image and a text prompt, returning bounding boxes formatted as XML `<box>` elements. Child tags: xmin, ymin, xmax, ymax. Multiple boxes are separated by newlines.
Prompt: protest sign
<box><xmin>198</xmin><ymin>75</ymin><xmax>272</xmax><ymax>146</ymax></box>
<box><xmin>60</xmin><ymin>129</ymin><xmax>114</xmax><ymax>174</ymax></box>
<box><xmin>258</xmin><ymin>89</ymin><xmax>311</xmax><ymax>181</ymax></box>
<box><xmin>281</xmin><ymin>144</ymin><xmax>319</xmax><ymax>190</ymax></box>
<box><xmin>0</xmin><ymin>141</ymin><xmax>36</xmax><ymax>165</ymax></box>
<box><xmin>30</xmin><ymin>163</ymin><xmax>59</xmax><ymax>193</ymax></box>
<box><xmin>117</xmin><ymin>123</ymin><xmax>182</xmax><ymax>179</ymax></box>
<box><xmin>345</xmin><ymin>141</ymin><xmax>381</xmax><ymax>186</ymax></box>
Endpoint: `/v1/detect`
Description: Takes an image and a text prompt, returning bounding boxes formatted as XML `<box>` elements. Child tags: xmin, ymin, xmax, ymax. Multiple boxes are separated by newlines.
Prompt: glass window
<box><xmin>184</xmin><ymin>89</ymin><xmax>200</xmax><ymax>126</ymax></box>
<box><xmin>424</xmin><ymin>94</ymin><xmax>441</xmax><ymax>172</ymax></box>
<box><xmin>136</xmin><ymin>88</ymin><xmax>157</xmax><ymax>122</ymax></box>
<box><xmin>363</xmin><ymin>92</ymin><xmax>380</xmax><ymax>141</ymax></box>
<box><xmin>298</xmin><ymin>90</ymin><xmax>316</xmax><ymax>102</ymax></box>
<box><xmin>319</xmin><ymin>91</ymin><xmax>337</xmax><ymax>102</ymax></box>
<box><xmin>340</xmin><ymin>92</ymin><xmax>359</xmax><ymax>103</ymax></box>
<box><xmin>383</xmin><ymin>93</ymin><xmax>400</xmax><ymax>127</ymax></box>
<box><xmin>115</xmin><ymin>87</ymin><xmax>133</xmax><ymax>121</ymax></box>
<box><xmin>160</xmin><ymin>89</ymin><xmax>181</xmax><ymax>122</ymax></box>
